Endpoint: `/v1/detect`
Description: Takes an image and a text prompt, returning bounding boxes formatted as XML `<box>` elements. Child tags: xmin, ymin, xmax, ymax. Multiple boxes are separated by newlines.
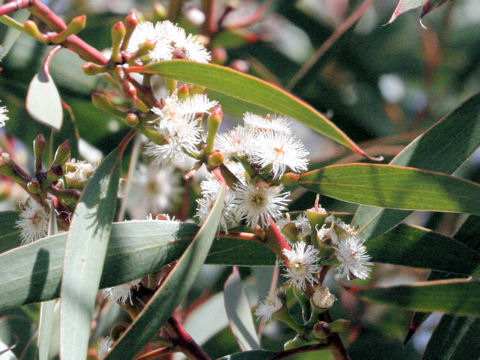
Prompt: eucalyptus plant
<box><xmin>0</xmin><ymin>1</ymin><xmax>478</xmax><ymax>360</ymax></box>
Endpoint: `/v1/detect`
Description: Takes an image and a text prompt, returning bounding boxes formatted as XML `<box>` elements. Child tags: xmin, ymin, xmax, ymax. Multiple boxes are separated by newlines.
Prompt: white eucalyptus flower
<box><xmin>127</xmin><ymin>164</ymin><xmax>181</xmax><ymax>218</ymax></box>
<box><xmin>16</xmin><ymin>198</ymin><xmax>49</xmax><ymax>244</ymax></box>
<box><xmin>243</xmin><ymin>112</ymin><xmax>292</xmax><ymax>134</ymax></box>
<box><xmin>334</xmin><ymin>234</ymin><xmax>372</xmax><ymax>280</ymax></box>
<box><xmin>0</xmin><ymin>103</ymin><xmax>8</xmax><ymax>127</ymax></box>
<box><xmin>103</xmin><ymin>280</ymin><xmax>141</xmax><ymax>304</ymax></box>
<box><xmin>283</xmin><ymin>241</ymin><xmax>320</xmax><ymax>290</ymax></box>
<box><xmin>247</xmin><ymin>130</ymin><xmax>309</xmax><ymax>179</ymax></box>
<box><xmin>195</xmin><ymin>161</ymin><xmax>248</xmax><ymax>231</ymax></box>
<box><xmin>231</xmin><ymin>183</ymin><xmax>290</xmax><ymax>228</ymax></box>
<box><xmin>127</xmin><ymin>20</ymin><xmax>210</xmax><ymax>63</ymax></box>
<box><xmin>215</xmin><ymin>126</ymin><xmax>253</xmax><ymax>158</ymax></box>
<box><xmin>255</xmin><ymin>292</ymin><xmax>283</xmax><ymax>321</ymax></box>
<box><xmin>97</xmin><ymin>336</ymin><xmax>113</xmax><ymax>359</ymax></box>
<box><xmin>65</xmin><ymin>159</ymin><xmax>97</xmax><ymax>186</ymax></box>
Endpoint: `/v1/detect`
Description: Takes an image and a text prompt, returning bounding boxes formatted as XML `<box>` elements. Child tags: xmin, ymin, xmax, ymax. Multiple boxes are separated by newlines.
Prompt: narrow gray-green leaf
<box><xmin>224</xmin><ymin>267</ymin><xmax>261</xmax><ymax>351</ymax></box>
<box><xmin>0</xmin><ymin>10</ymin><xmax>30</xmax><ymax>60</ymax></box>
<box><xmin>139</xmin><ymin>60</ymin><xmax>378</xmax><ymax>160</ymax></box>
<box><xmin>37</xmin><ymin>203</ymin><xmax>58</xmax><ymax>360</ymax></box>
<box><xmin>353</xmin><ymin>93</ymin><xmax>480</xmax><ymax>239</ymax></box>
<box><xmin>300</xmin><ymin>164</ymin><xmax>480</xmax><ymax>215</ymax></box>
<box><xmin>3</xmin><ymin>221</ymin><xmax>480</xmax><ymax>310</ymax></box>
<box><xmin>367</xmin><ymin>224</ymin><xmax>480</xmax><ymax>275</ymax></box>
<box><xmin>26</xmin><ymin>67</ymin><xmax>63</xmax><ymax>130</ymax></box>
<box><xmin>105</xmin><ymin>184</ymin><xmax>226</xmax><ymax>359</ymax></box>
<box><xmin>0</xmin><ymin>211</ymin><xmax>20</xmax><ymax>253</ymax></box>
<box><xmin>358</xmin><ymin>280</ymin><xmax>480</xmax><ymax>317</ymax></box>
<box><xmin>60</xmin><ymin>146</ymin><xmax>122</xmax><ymax>360</ymax></box>
<box><xmin>422</xmin><ymin>315</ymin><xmax>480</xmax><ymax>360</ymax></box>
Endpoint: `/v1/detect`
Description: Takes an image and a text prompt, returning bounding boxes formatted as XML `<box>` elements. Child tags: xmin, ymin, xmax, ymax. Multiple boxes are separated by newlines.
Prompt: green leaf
<box><xmin>357</xmin><ymin>280</ymin><xmax>480</xmax><ymax>317</ymax></box>
<box><xmin>139</xmin><ymin>60</ymin><xmax>377</xmax><ymax>160</ymax></box>
<box><xmin>406</xmin><ymin>215</ymin><xmax>480</xmax><ymax>344</ymax></box>
<box><xmin>367</xmin><ymin>224</ymin><xmax>480</xmax><ymax>275</ymax></box>
<box><xmin>26</xmin><ymin>67</ymin><xmax>63</xmax><ymax>130</ymax></box>
<box><xmin>3</xmin><ymin>220</ymin><xmax>480</xmax><ymax>310</ymax></box>
<box><xmin>422</xmin><ymin>315</ymin><xmax>480</xmax><ymax>360</ymax></box>
<box><xmin>60</xmin><ymin>146</ymin><xmax>123</xmax><ymax>360</ymax></box>
<box><xmin>0</xmin><ymin>211</ymin><xmax>20</xmax><ymax>253</ymax></box>
<box><xmin>299</xmin><ymin>164</ymin><xmax>480</xmax><ymax>215</ymax></box>
<box><xmin>218</xmin><ymin>350</ymin><xmax>276</xmax><ymax>360</ymax></box>
<box><xmin>224</xmin><ymin>268</ymin><xmax>260</xmax><ymax>351</ymax></box>
<box><xmin>353</xmin><ymin>93</ymin><xmax>480</xmax><ymax>239</ymax></box>
<box><xmin>37</xmin><ymin>204</ymin><xmax>59</xmax><ymax>360</ymax></box>
<box><xmin>386</xmin><ymin>0</ymin><xmax>425</xmax><ymax>25</ymax></box>
<box><xmin>105</xmin><ymin>184</ymin><xmax>226</xmax><ymax>359</ymax></box>
<box><xmin>0</xmin><ymin>221</ymin><xmax>269</xmax><ymax>310</ymax></box>
<box><xmin>0</xmin><ymin>10</ymin><xmax>30</xmax><ymax>61</ymax></box>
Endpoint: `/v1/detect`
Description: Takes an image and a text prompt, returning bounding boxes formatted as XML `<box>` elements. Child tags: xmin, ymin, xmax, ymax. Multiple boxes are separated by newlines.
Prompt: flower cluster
<box><xmin>127</xmin><ymin>20</ymin><xmax>210</xmax><ymax>63</ymax></box>
<box><xmin>317</xmin><ymin>216</ymin><xmax>372</xmax><ymax>280</ymax></box>
<box><xmin>217</xmin><ymin>113</ymin><xmax>309</xmax><ymax>179</ymax></box>
<box><xmin>145</xmin><ymin>92</ymin><xmax>217</xmax><ymax>166</ymax></box>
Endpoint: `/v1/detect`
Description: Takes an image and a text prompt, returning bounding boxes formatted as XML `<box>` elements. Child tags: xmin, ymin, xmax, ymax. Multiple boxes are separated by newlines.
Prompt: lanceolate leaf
<box><xmin>367</xmin><ymin>224</ymin><xmax>480</xmax><ymax>276</ymax></box>
<box><xmin>358</xmin><ymin>280</ymin><xmax>480</xmax><ymax>317</ymax></box>
<box><xmin>0</xmin><ymin>211</ymin><xmax>20</xmax><ymax>253</ymax></box>
<box><xmin>224</xmin><ymin>268</ymin><xmax>261</xmax><ymax>351</ymax></box>
<box><xmin>406</xmin><ymin>215</ymin><xmax>480</xmax><ymax>346</ymax></box>
<box><xmin>60</xmin><ymin>146</ymin><xmax>123</xmax><ymax>360</ymax></box>
<box><xmin>386</xmin><ymin>0</ymin><xmax>424</xmax><ymax>25</ymax></box>
<box><xmin>105</xmin><ymin>184</ymin><xmax>226</xmax><ymax>359</ymax></box>
<box><xmin>37</xmin><ymin>204</ymin><xmax>58</xmax><ymax>360</ymax></box>
<box><xmin>353</xmin><ymin>92</ymin><xmax>480</xmax><ymax>240</ymax></box>
<box><xmin>0</xmin><ymin>9</ymin><xmax>30</xmax><ymax>61</ymax></box>
<box><xmin>299</xmin><ymin>164</ymin><xmax>480</xmax><ymax>215</ymax></box>
<box><xmin>138</xmin><ymin>60</ymin><xmax>378</xmax><ymax>160</ymax></box>
<box><xmin>26</xmin><ymin>67</ymin><xmax>63</xmax><ymax>130</ymax></box>
<box><xmin>422</xmin><ymin>315</ymin><xmax>480</xmax><ymax>360</ymax></box>
<box><xmin>1</xmin><ymin>221</ymin><xmax>479</xmax><ymax>310</ymax></box>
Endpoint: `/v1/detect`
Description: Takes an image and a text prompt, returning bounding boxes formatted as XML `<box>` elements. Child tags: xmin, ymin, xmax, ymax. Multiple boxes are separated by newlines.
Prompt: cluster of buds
<box><xmin>253</xmin><ymin>199</ymin><xmax>371</xmax><ymax>349</ymax></box>
<box><xmin>0</xmin><ymin>134</ymin><xmax>97</xmax><ymax>243</ymax></box>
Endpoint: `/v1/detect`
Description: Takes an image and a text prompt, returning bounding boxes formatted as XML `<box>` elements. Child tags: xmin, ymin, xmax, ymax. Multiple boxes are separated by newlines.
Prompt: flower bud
<box><xmin>27</xmin><ymin>179</ymin><xmax>41</xmax><ymax>194</ymax></box>
<box><xmin>111</xmin><ymin>21</ymin><xmax>126</xmax><ymax>63</ymax></box>
<box><xmin>125</xmin><ymin>113</ymin><xmax>139</xmax><ymax>127</ymax></box>
<box><xmin>212</xmin><ymin>47</ymin><xmax>228</xmax><ymax>64</ymax></box>
<box><xmin>313</xmin><ymin>321</ymin><xmax>331</xmax><ymax>339</ymax></box>
<box><xmin>177</xmin><ymin>84</ymin><xmax>190</xmax><ymax>101</ymax></box>
<box><xmin>207</xmin><ymin>151</ymin><xmax>224</xmax><ymax>169</ymax></box>
<box><xmin>23</xmin><ymin>20</ymin><xmax>47</xmax><ymax>43</ymax></box>
<box><xmin>52</xmin><ymin>140</ymin><xmax>71</xmax><ymax>166</ymax></box>
<box><xmin>206</xmin><ymin>105</ymin><xmax>223</xmax><ymax>152</ymax></box>
<box><xmin>231</xmin><ymin>59</ymin><xmax>249</xmax><ymax>73</ymax></box>
<box><xmin>34</xmin><ymin>133</ymin><xmax>46</xmax><ymax>173</ymax></box>
<box><xmin>122</xmin><ymin>11</ymin><xmax>139</xmax><ymax>51</ymax></box>
<box><xmin>82</xmin><ymin>62</ymin><xmax>107</xmax><ymax>75</ymax></box>
<box><xmin>50</xmin><ymin>15</ymin><xmax>87</xmax><ymax>43</ymax></box>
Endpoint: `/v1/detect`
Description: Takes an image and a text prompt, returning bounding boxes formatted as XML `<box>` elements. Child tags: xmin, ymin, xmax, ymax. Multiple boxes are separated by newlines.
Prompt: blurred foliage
<box><xmin>1</xmin><ymin>0</ymin><xmax>480</xmax><ymax>359</ymax></box>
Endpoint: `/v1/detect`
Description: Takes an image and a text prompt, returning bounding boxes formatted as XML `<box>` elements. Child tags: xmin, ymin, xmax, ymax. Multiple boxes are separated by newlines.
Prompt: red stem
<box><xmin>167</xmin><ymin>317</ymin><xmax>211</xmax><ymax>360</ymax></box>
